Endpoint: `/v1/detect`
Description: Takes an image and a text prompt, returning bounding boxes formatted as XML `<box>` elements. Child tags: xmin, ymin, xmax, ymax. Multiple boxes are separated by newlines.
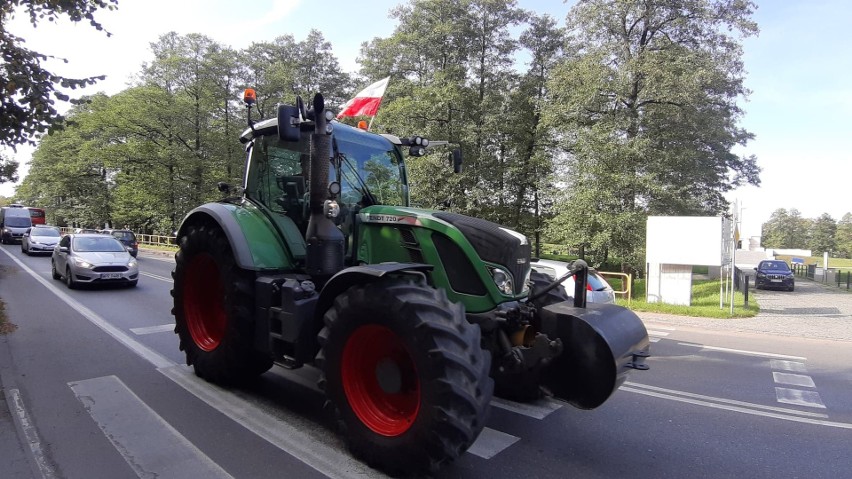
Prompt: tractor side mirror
<box><xmin>277</xmin><ymin>104</ymin><xmax>301</xmax><ymax>142</ymax></box>
<box><xmin>450</xmin><ymin>149</ymin><xmax>462</xmax><ymax>173</ymax></box>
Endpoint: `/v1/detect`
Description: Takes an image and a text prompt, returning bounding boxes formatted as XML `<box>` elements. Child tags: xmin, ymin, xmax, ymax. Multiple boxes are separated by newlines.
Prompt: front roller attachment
<box><xmin>538</xmin><ymin>302</ymin><xmax>650</xmax><ymax>409</ymax></box>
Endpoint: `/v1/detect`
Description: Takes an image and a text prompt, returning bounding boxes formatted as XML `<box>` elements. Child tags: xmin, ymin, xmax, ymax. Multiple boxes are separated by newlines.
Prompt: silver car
<box><xmin>51</xmin><ymin>234</ymin><xmax>139</xmax><ymax>288</ymax></box>
<box><xmin>530</xmin><ymin>258</ymin><xmax>616</xmax><ymax>304</ymax></box>
<box><xmin>22</xmin><ymin>226</ymin><xmax>62</xmax><ymax>255</ymax></box>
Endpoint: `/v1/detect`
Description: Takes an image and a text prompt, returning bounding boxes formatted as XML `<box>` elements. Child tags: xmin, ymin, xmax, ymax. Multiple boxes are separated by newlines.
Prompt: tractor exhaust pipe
<box><xmin>304</xmin><ymin>94</ymin><xmax>344</xmax><ymax>281</ymax></box>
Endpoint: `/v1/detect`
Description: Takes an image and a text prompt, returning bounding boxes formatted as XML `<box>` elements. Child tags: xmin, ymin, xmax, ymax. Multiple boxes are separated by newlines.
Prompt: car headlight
<box><xmin>756</xmin><ymin>272</ymin><xmax>766</xmax><ymax>278</ymax></box>
<box><xmin>2</xmin><ymin>228</ymin><xmax>9</xmax><ymax>234</ymax></box>
<box><xmin>489</xmin><ymin>267</ymin><xmax>514</xmax><ymax>295</ymax></box>
<box><xmin>127</xmin><ymin>259</ymin><xmax>137</xmax><ymax>268</ymax></box>
<box><xmin>73</xmin><ymin>257</ymin><xmax>94</xmax><ymax>269</ymax></box>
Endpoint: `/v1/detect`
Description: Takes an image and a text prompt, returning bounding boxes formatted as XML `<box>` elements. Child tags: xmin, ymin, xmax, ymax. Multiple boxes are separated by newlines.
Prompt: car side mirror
<box><xmin>59</xmin><ymin>246</ymin><xmax>69</xmax><ymax>253</ymax></box>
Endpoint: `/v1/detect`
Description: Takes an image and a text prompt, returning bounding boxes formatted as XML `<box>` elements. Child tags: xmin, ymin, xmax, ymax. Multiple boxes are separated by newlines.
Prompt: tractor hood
<box><xmin>357</xmin><ymin>205</ymin><xmax>532</xmax><ymax>299</ymax></box>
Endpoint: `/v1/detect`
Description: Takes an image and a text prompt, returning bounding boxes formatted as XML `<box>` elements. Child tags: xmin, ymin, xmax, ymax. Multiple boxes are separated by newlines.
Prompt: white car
<box><xmin>530</xmin><ymin>258</ymin><xmax>616</xmax><ymax>304</ymax></box>
<box><xmin>51</xmin><ymin>234</ymin><xmax>139</xmax><ymax>288</ymax></box>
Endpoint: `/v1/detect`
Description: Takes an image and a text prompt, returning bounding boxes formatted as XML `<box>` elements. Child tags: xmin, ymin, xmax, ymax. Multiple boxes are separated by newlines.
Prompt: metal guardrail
<box><xmin>57</xmin><ymin>227</ymin><xmax>178</xmax><ymax>249</ymax></box>
<box><xmin>137</xmin><ymin>234</ymin><xmax>178</xmax><ymax>248</ymax></box>
<box><xmin>598</xmin><ymin>271</ymin><xmax>632</xmax><ymax>304</ymax></box>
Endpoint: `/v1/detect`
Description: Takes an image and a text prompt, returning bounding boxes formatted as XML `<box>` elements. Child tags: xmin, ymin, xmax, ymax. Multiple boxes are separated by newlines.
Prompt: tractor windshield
<box><xmin>244</xmin><ymin>123</ymin><xmax>408</xmax><ymax>230</ymax></box>
<box><xmin>335</xmin><ymin>135</ymin><xmax>408</xmax><ymax>210</ymax></box>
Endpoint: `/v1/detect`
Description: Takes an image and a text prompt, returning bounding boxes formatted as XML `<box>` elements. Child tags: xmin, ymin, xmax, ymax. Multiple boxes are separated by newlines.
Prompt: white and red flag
<box><xmin>336</xmin><ymin>76</ymin><xmax>390</xmax><ymax>118</ymax></box>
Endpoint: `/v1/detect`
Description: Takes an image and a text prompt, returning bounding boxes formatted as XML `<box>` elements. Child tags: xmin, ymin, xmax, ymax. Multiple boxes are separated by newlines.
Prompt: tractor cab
<box><xmin>241</xmin><ymin>120</ymin><xmax>410</xmax><ymax>262</ymax></box>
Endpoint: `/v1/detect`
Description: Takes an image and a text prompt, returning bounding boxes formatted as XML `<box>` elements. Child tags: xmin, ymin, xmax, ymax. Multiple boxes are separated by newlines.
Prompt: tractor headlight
<box><xmin>490</xmin><ymin>267</ymin><xmax>514</xmax><ymax>295</ymax></box>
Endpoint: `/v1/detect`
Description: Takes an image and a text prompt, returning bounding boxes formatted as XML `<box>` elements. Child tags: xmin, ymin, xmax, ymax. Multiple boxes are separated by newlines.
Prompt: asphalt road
<box><xmin>1</xmin><ymin>246</ymin><xmax>851</xmax><ymax>478</ymax></box>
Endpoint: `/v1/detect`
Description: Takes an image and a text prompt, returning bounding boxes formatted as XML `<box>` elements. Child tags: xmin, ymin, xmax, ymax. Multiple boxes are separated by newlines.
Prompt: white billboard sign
<box><xmin>646</xmin><ymin>216</ymin><xmax>730</xmax><ymax>267</ymax></box>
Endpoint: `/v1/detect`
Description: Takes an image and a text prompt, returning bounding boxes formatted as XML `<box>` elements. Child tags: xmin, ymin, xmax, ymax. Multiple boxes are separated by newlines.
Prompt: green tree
<box><xmin>808</xmin><ymin>213</ymin><xmax>837</xmax><ymax>256</ymax></box>
<box><xmin>17</xmin><ymin>94</ymin><xmax>113</xmax><ymax>227</ymax></box>
<box><xmin>0</xmin><ymin>153</ymin><xmax>19</xmax><ymax>183</ymax></box>
<box><xmin>545</xmin><ymin>0</ymin><xmax>760</xmax><ymax>270</ymax></box>
<box><xmin>835</xmin><ymin>213</ymin><xmax>852</xmax><ymax>259</ymax></box>
<box><xmin>0</xmin><ymin>0</ymin><xmax>117</xmax><ymax>148</ymax></box>
<box><xmin>761</xmin><ymin>208</ymin><xmax>809</xmax><ymax>249</ymax></box>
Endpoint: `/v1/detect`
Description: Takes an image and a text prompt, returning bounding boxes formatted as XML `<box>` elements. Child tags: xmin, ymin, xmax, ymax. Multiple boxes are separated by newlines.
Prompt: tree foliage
<box><xmin>0</xmin><ymin>0</ymin><xmax>118</xmax><ymax>149</ymax></box>
<box><xmin>835</xmin><ymin>214</ymin><xmax>852</xmax><ymax>259</ymax></box>
<box><xmin>544</xmin><ymin>0</ymin><xmax>760</xmax><ymax>269</ymax></box>
<box><xmin>16</xmin><ymin>30</ymin><xmax>351</xmax><ymax>233</ymax></box>
<box><xmin>761</xmin><ymin>208</ymin><xmax>811</xmax><ymax>250</ymax></box>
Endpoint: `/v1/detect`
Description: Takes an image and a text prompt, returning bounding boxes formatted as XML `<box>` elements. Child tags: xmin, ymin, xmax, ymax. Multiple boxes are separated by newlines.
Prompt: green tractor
<box><xmin>171</xmin><ymin>91</ymin><xmax>650</xmax><ymax>474</ymax></box>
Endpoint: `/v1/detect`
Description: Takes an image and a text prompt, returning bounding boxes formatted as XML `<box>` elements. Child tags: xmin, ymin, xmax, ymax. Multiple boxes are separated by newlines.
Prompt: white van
<box><xmin>1</xmin><ymin>206</ymin><xmax>34</xmax><ymax>244</ymax></box>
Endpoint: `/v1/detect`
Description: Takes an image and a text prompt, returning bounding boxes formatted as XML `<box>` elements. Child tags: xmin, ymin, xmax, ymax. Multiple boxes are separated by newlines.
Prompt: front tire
<box><xmin>171</xmin><ymin>223</ymin><xmax>272</xmax><ymax>385</ymax></box>
<box><xmin>51</xmin><ymin>261</ymin><xmax>61</xmax><ymax>280</ymax></box>
<box><xmin>65</xmin><ymin>267</ymin><xmax>76</xmax><ymax>289</ymax></box>
<box><xmin>317</xmin><ymin>276</ymin><xmax>493</xmax><ymax>475</ymax></box>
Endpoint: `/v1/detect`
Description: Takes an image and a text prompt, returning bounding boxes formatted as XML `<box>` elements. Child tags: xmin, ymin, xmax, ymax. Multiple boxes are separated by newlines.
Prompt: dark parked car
<box><xmin>22</xmin><ymin>225</ymin><xmax>61</xmax><ymax>255</ymax></box>
<box><xmin>754</xmin><ymin>260</ymin><xmax>795</xmax><ymax>291</ymax></box>
<box><xmin>99</xmin><ymin>229</ymin><xmax>138</xmax><ymax>257</ymax></box>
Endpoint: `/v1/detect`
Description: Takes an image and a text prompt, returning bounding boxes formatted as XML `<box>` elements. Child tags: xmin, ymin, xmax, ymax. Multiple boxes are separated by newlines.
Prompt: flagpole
<box><xmin>367</xmin><ymin>116</ymin><xmax>375</xmax><ymax>131</ymax></box>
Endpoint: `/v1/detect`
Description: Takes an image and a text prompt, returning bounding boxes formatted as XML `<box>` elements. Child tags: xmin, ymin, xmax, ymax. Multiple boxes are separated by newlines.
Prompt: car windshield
<box><xmin>759</xmin><ymin>261</ymin><xmax>790</xmax><ymax>271</ymax></box>
<box><xmin>73</xmin><ymin>237</ymin><xmax>126</xmax><ymax>252</ymax></box>
<box><xmin>32</xmin><ymin>228</ymin><xmax>60</xmax><ymax>237</ymax></box>
<box><xmin>5</xmin><ymin>217</ymin><xmax>31</xmax><ymax>227</ymax></box>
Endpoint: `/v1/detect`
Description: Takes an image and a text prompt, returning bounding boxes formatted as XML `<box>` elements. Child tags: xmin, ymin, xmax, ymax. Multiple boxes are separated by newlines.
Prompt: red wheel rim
<box><xmin>183</xmin><ymin>253</ymin><xmax>226</xmax><ymax>351</ymax></box>
<box><xmin>342</xmin><ymin>324</ymin><xmax>420</xmax><ymax>436</ymax></box>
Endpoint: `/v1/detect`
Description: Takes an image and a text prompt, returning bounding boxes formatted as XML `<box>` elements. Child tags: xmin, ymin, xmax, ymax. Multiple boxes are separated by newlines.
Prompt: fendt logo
<box><xmin>360</xmin><ymin>213</ymin><xmax>422</xmax><ymax>226</ymax></box>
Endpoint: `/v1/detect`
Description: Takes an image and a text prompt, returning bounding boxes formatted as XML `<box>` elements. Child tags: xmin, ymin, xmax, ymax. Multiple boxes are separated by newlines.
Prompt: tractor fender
<box><xmin>315</xmin><ymin>263</ymin><xmax>434</xmax><ymax>321</ymax></box>
<box><xmin>177</xmin><ymin>202</ymin><xmax>290</xmax><ymax>271</ymax></box>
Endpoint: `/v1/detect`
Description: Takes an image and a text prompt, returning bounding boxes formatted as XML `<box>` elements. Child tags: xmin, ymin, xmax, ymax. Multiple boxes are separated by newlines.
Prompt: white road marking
<box><xmin>775</xmin><ymin>388</ymin><xmax>826</xmax><ymax>408</ymax></box>
<box><xmin>646</xmin><ymin>330</ymin><xmax>670</xmax><ymax>337</ymax></box>
<box><xmin>623</xmin><ymin>383</ymin><xmax>852</xmax><ymax>428</ymax></box>
<box><xmin>0</xmin><ymin>248</ymin><xmax>174</xmax><ymax>369</ymax></box>
<box><xmin>131</xmin><ymin>324</ymin><xmax>174</xmax><ymax>335</ymax></box>
<box><xmin>624</xmin><ymin>382</ymin><xmax>828</xmax><ymax>418</ymax></box>
<box><xmin>141</xmin><ymin>271</ymin><xmax>173</xmax><ymax>283</ymax></box>
<box><xmin>643</xmin><ymin>324</ymin><xmax>676</xmax><ymax>331</ymax></box>
<box><xmin>466</xmin><ymin>427</ymin><xmax>520</xmax><ymax>459</ymax></box>
<box><xmin>7</xmin><ymin>389</ymin><xmax>58</xmax><ymax>479</ymax></box>
<box><xmin>773</xmin><ymin>372</ymin><xmax>816</xmax><ymax>388</ymax></box>
<box><xmin>70</xmin><ymin>375</ymin><xmax>232</xmax><ymax>478</ymax></box>
<box><xmin>159</xmin><ymin>365</ymin><xmax>386</xmax><ymax>479</ymax></box>
<box><xmin>649</xmin><ymin>337</ymin><xmax>661</xmax><ymax>343</ymax></box>
<box><xmin>677</xmin><ymin>342</ymin><xmax>806</xmax><ymax>360</ymax></box>
<box><xmin>490</xmin><ymin>396</ymin><xmax>562</xmax><ymax>419</ymax></box>
<box><xmin>770</xmin><ymin>359</ymin><xmax>808</xmax><ymax>373</ymax></box>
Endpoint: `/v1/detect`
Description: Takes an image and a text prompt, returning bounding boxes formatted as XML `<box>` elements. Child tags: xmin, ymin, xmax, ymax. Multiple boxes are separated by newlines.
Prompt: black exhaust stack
<box><xmin>304</xmin><ymin>94</ymin><xmax>344</xmax><ymax>281</ymax></box>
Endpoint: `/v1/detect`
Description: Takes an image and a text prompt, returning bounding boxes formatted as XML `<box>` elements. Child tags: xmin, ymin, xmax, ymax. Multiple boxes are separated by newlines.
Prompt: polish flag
<box><xmin>336</xmin><ymin>77</ymin><xmax>391</xmax><ymax>118</ymax></box>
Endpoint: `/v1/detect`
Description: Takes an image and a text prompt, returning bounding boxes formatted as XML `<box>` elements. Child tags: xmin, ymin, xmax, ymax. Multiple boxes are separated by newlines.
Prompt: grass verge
<box><xmin>0</xmin><ymin>299</ymin><xmax>17</xmax><ymax>334</ymax></box>
<box><xmin>615</xmin><ymin>278</ymin><xmax>759</xmax><ymax>318</ymax></box>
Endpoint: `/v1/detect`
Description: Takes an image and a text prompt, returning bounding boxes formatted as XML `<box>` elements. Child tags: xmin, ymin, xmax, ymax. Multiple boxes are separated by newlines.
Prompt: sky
<box><xmin>3</xmin><ymin>0</ymin><xmax>850</xmax><ymax>240</ymax></box>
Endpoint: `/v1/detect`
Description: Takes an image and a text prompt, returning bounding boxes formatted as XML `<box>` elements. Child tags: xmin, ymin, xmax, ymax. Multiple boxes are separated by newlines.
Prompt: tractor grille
<box><xmin>397</xmin><ymin>227</ymin><xmax>424</xmax><ymax>263</ymax></box>
<box><xmin>433</xmin><ymin>212</ymin><xmax>530</xmax><ymax>295</ymax></box>
<box><xmin>92</xmin><ymin>265</ymin><xmax>129</xmax><ymax>273</ymax></box>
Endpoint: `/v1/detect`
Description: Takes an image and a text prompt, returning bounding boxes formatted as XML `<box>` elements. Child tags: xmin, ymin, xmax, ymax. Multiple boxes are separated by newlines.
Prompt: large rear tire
<box><xmin>171</xmin><ymin>223</ymin><xmax>272</xmax><ymax>385</ymax></box>
<box><xmin>317</xmin><ymin>276</ymin><xmax>493</xmax><ymax>475</ymax></box>
<box><xmin>493</xmin><ymin>270</ymin><xmax>571</xmax><ymax>402</ymax></box>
